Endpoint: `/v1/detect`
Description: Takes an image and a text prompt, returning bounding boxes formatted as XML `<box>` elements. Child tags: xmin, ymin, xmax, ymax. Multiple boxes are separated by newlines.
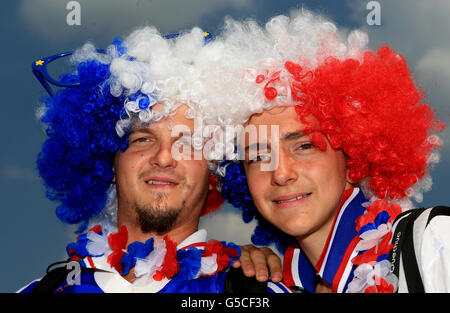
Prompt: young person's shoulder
<box><xmin>392</xmin><ymin>206</ymin><xmax>450</xmax><ymax>292</ymax></box>
<box><xmin>393</xmin><ymin>206</ymin><xmax>450</xmax><ymax>229</ymax></box>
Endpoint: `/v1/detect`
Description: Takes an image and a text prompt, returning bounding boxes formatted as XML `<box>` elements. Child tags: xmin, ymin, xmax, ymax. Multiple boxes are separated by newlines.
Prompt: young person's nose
<box><xmin>271</xmin><ymin>150</ymin><xmax>298</xmax><ymax>186</ymax></box>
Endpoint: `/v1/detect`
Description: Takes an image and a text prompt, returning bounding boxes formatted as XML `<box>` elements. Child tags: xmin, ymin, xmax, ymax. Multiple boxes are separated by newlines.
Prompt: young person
<box><xmin>19</xmin><ymin>28</ymin><xmax>282</xmax><ymax>293</ymax></box>
<box><xmin>203</xmin><ymin>11</ymin><xmax>449</xmax><ymax>293</ymax></box>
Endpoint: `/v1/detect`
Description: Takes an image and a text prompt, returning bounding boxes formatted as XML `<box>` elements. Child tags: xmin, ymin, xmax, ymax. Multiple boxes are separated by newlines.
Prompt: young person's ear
<box><xmin>345</xmin><ymin>169</ymin><xmax>356</xmax><ymax>187</ymax></box>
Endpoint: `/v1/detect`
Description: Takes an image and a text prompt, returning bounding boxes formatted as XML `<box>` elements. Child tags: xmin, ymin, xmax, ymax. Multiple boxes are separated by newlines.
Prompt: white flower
<box><xmin>355</xmin><ymin>223</ymin><xmax>391</xmax><ymax>251</ymax></box>
<box><xmin>134</xmin><ymin>239</ymin><xmax>167</xmax><ymax>286</ymax></box>
<box><xmin>86</xmin><ymin>231</ymin><xmax>111</xmax><ymax>257</ymax></box>
<box><xmin>347</xmin><ymin>260</ymin><xmax>398</xmax><ymax>293</ymax></box>
<box><xmin>194</xmin><ymin>254</ymin><xmax>218</xmax><ymax>279</ymax></box>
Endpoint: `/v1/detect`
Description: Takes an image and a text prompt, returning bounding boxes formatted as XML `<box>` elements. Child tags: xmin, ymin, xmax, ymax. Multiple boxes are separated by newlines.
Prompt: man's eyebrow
<box><xmin>129</xmin><ymin>127</ymin><xmax>154</xmax><ymax>135</ymax></box>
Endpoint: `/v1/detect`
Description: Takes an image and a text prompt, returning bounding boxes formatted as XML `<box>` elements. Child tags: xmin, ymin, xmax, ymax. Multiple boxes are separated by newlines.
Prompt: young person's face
<box><xmin>243</xmin><ymin>106</ymin><xmax>353</xmax><ymax>241</ymax></box>
<box><xmin>113</xmin><ymin>103</ymin><xmax>210</xmax><ymax>234</ymax></box>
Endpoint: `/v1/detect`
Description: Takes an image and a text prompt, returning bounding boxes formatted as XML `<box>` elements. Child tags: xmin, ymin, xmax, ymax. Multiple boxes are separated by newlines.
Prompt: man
<box><xmin>203</xmin><ymin>11</ymin><xmax>449</xmax><ymax>292</ymax></box>
<box><xmin>20</xmin><ymin>27</ymin><xmax>282</xmax><ymax>293</ymax></box>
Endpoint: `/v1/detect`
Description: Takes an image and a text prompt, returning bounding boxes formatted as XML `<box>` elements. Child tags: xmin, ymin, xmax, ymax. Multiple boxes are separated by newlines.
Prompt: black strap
<box><xmin>224</xmin><ymin>267</ymin><xmax>268</xmax><ymax>293</ymax></box>
<box><xmin>426</xmin><ymin>206</ymin><xmax>450</xmax><ymax>226</ymax></box>
<box><xmin>30</xmin><ymin>262</ymin><xmax>74</xmax><ymax>293</ymax></box>
<box><xmin>401</xmin><ymin>211</ymin><xmax>425</xmax><ymax>293</ymax></box>
<box><xmin>390</xmin><ymin>208</ymin><xmax>427</xmax><ymax>293</ymax></box>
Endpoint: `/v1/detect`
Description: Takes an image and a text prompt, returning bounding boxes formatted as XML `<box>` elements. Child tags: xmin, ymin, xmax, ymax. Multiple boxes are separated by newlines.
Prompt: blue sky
<box><xmin>1</xmin><ymin>0</ymin><xmax>449</xmax><ymax>292</ymax></box>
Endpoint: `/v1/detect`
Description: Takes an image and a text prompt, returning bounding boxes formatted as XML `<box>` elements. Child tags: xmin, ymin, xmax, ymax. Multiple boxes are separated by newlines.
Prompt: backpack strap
<box><xmin>400</xmin><ymin>210</ymin><xmax>426</xmax><ymax>293</ymax></box>
<box><xmin>30</xmin><ymin>261</ymin><xmax>75</xmax><ymax>293</ymax></box>
<box><xmin>390</xmin><ymin>208</ymin><xmax>430</xmax><ymax>293</ymax></box>
<box><xmin>224</xmin><ymin>267</ymin><xmax>268</xmax><ymax>293</ymax></box>
<box><xmin>426</xmin><ymin>206</ymin><xmax>450</xmax><ymax>226</ymax></box>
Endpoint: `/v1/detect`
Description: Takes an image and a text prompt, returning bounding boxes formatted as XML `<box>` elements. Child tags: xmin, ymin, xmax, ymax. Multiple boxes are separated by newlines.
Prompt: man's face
<box><xmin>243</xmin><ymin>106</ymin><xmax>352</xmax><ymax>241</ymax></box>
<box><xmin>113</xmin><ymin>103</ymin><xmax>210</xmax><ymax>234</ymax></box>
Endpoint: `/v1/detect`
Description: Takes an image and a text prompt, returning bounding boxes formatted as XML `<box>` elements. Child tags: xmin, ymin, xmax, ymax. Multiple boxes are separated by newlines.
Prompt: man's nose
<box><xmin>151</xmin><ymin>142</ymin><xmax>177</xmax><ymax>168</ymax></box>
<box><xmin>271</xmin><ymin>150</ymin><xmax>297</xmax><ymax>186</ymax></box>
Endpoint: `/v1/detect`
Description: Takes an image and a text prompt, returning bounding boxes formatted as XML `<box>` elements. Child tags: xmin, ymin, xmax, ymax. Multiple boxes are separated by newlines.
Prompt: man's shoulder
<box><xmin>18</xmin><ymin>261</ymin><xmax>101</xmax><ymax>293</ymax></box>
<box><xmin>17</xmin><ymin>279</ymin><xmax>42</xmax><ymax>293</ymax></box>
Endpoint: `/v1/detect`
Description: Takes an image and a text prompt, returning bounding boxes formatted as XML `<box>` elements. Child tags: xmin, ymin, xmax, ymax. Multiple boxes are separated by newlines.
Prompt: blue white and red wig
<box><xmin>36</xmin><ymin>28</ymin><xmax>223</xmax><ymax>232</ymax></box>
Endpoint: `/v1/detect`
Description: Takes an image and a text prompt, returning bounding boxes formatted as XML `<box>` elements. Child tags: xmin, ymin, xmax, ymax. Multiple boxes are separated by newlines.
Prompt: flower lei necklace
<box><xmin>347</xmin><ymin>199</ymin><xmax>402</xmax><ymax>293</ymax></box>
<box><xmin>66</xmin><ymin>225</ymin><xmax>241</xmax><ymax>285</ymax></box>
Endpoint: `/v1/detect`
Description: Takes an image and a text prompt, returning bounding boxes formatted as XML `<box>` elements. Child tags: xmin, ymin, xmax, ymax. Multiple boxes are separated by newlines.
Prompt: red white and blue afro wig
<box><xmin>36</xmin><ymin>27</ymin><xmax>224</xmax><ymax>233</ymax></box>
<box><xmin>198</xmin><ymin>10</ymin><xmax>445</xmax><ymax>252</ymax></box>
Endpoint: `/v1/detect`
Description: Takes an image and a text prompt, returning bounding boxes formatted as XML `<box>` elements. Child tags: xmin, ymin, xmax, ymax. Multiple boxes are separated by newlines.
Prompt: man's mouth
<box><xmin>144</xmin><ymin>176</ymin><xmax>178</xmax><ymax>187</ymax></box>
<box><xmin>273</xmin><ymin>193</ymin><xmax>312</xmax><ymax>204</ymax></box>
<box><xmin>145</xmin><ymin>180</ymin><xmax>176</xmax><ymax>185</ymax></box>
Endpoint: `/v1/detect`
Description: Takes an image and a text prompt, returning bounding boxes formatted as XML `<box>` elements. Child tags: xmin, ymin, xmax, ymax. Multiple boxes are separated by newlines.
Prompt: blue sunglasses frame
<box><xmin>32</xmin><ymin>32</ymin><xmax>213</xmax><ymax>97</ymax></box>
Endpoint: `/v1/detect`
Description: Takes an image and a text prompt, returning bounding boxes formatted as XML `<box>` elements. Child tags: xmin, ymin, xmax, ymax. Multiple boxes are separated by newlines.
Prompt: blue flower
<box><xmin>74</xmin><ymin>233</ymin><xmax>90</xmax><ymax>257</ymax></box>
<box><xmin>174</xmin><ymin>248</ymin><xmax>202</xmax><ymax>281</ymax></box>
<box><xmin>121</xmin><ymin>238</ymin><xmax>154</xmax><ymax>276</ymax></box>
<box><xmin>374</xmin><ymin>210</ymin><xmax>390</xmax><ymax>226</ymax></box>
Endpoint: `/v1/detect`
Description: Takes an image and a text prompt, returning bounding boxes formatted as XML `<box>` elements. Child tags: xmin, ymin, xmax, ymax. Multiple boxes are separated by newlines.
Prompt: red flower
<box><xmin>367</xmin><ymin>199</ymin><xmax>388</xmax><ymax>214</ymax></box>
<box><xmin>203</xmin><ymin>239</ymin><xmax>223</xmax><ymax>257</ymax></box>
<box><xmin>355</xmin><ymin>200</ymin><xmax>402</xmax><ymax>233</ymax></box>
<box><xmin>355</xmin><ymin>200</ymin><xmax>388</xmax><ymax>233</ymax></box>
<box><xmin>386</xmin><ymin>203</ymin><xmax>402</xmax><ymax>223</ymax></box>
<box><xmin>153</xmin><ymin>235</ymin><xmax>179</xmax><ymax>281</ymax></box>
<box><xmin>68</xmin><ymin>248</ymin><xmax>81</xmax><ymax>261</ymax></box>
<box><xmin>352</xmin><ymin>232</ymin><xmax>393</xmax><ymax>266</ymax></box>
<box><xmin>107</xmin><ymin>225</ymin><xmax>128</xmax><ymax>273</ymax></box>
<box><xmin>223</xmin><ymin>246</ymin><xmax>239</xmax><ymax>259</ymax></box>
<box><xmin>89</xmin><ymin>224</ymin><xmax>102</xmax><ymax>234</ymax></box>
<box><xmin>203</xmin><ymin>240</ymin><xmax>230</xmax><ymax>271</ymax></box>
<box><xmin>203</xmin><ymin>240</ymin><xmax>239</xmax><ymax>272</ymax></box>
<box><xmin>355</xmin><ymin>211</ymin><xmax>377</xmax><ymax>233</ymax></box>
<box><xmin>364</xmin><ymin>277</ymin><xmax>395</xmax><ymax>293</ymax></box>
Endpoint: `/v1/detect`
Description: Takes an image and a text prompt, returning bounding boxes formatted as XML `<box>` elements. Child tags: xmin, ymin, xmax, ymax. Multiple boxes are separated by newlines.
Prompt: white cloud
<box><xmin>19</xmin><ymin>0</ymin><xmax>254</xmax><ymax>43</ymax></box>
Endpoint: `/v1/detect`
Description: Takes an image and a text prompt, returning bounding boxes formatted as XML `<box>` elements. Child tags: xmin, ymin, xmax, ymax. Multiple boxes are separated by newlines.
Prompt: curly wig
<box><xmin>36</xmin><ymin>29</ymin><xmax>223</xmax><ymax>232</ymax></box>
<box><xmin>208</xmin><ymin>11</ymin><xmax>444</xmax><ymax>252</ymax></box>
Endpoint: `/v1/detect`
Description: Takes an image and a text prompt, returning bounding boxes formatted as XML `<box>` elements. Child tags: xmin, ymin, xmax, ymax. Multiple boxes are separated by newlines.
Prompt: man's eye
<box><xmin>132</xmin><ymin>137</ymin><xmax>150</xmax><ymax>143</ymax></box>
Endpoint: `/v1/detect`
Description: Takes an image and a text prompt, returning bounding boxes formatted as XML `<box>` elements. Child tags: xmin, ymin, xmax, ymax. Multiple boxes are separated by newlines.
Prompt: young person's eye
<box><xmin>248</xmin><ymin>153</ymin><xmax>271</xmax><ymax>164</ymax></box>
<box><xmin>296</xmin><ymin>142</ymin><xmax>314</xmax><ymax>150</ymax></box>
